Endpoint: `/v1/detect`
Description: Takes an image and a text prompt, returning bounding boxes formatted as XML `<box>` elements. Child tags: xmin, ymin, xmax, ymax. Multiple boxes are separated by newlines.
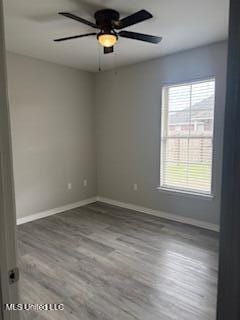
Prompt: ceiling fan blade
<box><xmin>54</xmin><ymin>33</ymin><xmax>97</xmax><ymax>42</ymax></box>
<box><xmin>114</xmin><ymin>10</ymin><xmax>152</xmax><ymax>30</ymax></box>
<box><xmin>104</xmin><ymin>46</ymin><xmax>114</xmax><ymax>54</ymax></box>
<box><xmin>59</xmin><ymin>12</ymin><xmax>99</xmax><ymax>29</ymax></box>
<box><xmin>119</xmin><ymin>31</ymin><xmax>162</xmax><ymax>44</ymax></box>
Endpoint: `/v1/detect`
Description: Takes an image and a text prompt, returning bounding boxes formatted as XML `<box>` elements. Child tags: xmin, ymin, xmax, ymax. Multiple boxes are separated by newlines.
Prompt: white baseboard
<box><xmin>16</xmin><ymin>195</ymin><xmax>219</xmax><ymax>232</ymax></box>
<box><xmin>96</xmin><ymin>196</ymin><xmax>220</xmax><ymax>232</ymax></box>
<box><xmin>16</xmin><ymin>197</ymin><xmax>97</xmax><ymax>225</ymax></box>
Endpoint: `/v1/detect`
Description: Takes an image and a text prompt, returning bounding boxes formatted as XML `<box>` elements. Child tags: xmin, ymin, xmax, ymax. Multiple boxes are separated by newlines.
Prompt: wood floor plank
<box><xmin>17</xmin><ymin>202</ymin><xmax>218</xmax><ymax>320</ymax></box>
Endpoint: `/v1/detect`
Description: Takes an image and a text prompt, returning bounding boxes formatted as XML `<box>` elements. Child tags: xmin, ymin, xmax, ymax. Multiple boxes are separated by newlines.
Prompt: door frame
<box><xmin>0</xmin><ymin>0</ymin><xmax>19</xmax><ymax>319</ymax></box>
<box><xmin>217</xmin><ymin>1</ymin><xmax>240</xmax><ymax>319</ymax></box>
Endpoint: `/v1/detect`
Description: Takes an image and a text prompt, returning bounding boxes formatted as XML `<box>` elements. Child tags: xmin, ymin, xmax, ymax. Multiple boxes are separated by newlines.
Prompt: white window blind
<box><xmin>160</xmin><ymin>79</ymin><xmax>215</xmax><ymax>195</ymax></box>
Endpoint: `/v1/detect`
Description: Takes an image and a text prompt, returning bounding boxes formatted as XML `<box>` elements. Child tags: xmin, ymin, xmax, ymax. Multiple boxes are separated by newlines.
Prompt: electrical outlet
<box><xmin>133</xmin><ymin>183</ymin><xmax>138</xmax><ymax>191</ymax></box>
<box><xmin>67</xmin><ymin>183</ymin><xmax>72</xmax><ymax>190</ymax></box>
<box><xmin>83</xmin><ymin>179</ymin><xmax>88</xmax><ymax>187</ymax></box>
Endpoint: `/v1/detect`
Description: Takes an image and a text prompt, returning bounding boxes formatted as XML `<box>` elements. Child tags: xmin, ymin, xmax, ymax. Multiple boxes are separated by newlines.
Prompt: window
<box><xmin>160</xmin><ymin>79</ymin><xmax>215</xmax><ymax>195</ymax></box>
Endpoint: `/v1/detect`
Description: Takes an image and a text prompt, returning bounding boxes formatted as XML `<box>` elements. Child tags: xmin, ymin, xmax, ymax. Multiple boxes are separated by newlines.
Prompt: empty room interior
<box><xmin>3</xmin><ymin>0</ymin><xmax>229</xmax><ymax>319</ymax></box>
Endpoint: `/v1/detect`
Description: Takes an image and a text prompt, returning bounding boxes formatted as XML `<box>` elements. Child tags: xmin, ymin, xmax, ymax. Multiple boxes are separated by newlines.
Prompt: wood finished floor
<box><xmin>17</xmin><ymin>202</ymin><xmax>219</xmax><ymax>320</ymax></box>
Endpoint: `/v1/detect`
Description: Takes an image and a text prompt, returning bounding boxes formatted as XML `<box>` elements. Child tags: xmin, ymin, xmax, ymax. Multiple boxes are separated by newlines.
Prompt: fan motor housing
<box><xmin>94</xmin><ymin>9</ymin><xmax>120</xmax><ymax>29</ymax></box>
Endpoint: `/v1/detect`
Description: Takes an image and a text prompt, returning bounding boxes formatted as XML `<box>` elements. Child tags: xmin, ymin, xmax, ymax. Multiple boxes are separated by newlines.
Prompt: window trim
<box><xmin>159</xmin><ymin>77</ymin><xmax>216</xmax><ymax>198</ymax></box>
<box><xmin>156</xmin><ymin>186</ymin><xmax>214</xmax><ymax>200</ymax></box>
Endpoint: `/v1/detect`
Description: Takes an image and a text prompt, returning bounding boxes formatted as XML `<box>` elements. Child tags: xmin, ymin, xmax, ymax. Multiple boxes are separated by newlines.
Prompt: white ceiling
<box><xmin>3</xmin><ymin>0</ymin><xmax>229</xmax><ymax>72</ymax></box>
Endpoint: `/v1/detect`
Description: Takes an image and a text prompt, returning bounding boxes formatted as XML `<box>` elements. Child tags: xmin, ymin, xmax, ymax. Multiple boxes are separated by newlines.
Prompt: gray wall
<box><xmin>96</xmin><ymin>41</ymin><xmax>227</xmax><ymax>225</ymax></box>
<box><xmin>7</xmin><ymin>52</ymin><xmax>97</xmax><ymax>218</ymax></box>
<box><xmin>7</xmin><ymin>42</ymin><xmax>227</xmax><ymax>225</ymax></box>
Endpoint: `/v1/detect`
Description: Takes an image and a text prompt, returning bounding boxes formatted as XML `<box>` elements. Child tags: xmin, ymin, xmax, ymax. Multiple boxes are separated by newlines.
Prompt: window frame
<box><xmin>159</xmin><ymin>77</ymin><xmax>216</xmax><ymax>198</ymax></box>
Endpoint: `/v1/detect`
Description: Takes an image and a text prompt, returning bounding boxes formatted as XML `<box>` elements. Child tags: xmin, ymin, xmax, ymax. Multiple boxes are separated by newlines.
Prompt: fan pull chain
<box><xmin>98</xmin><ymin>44</ymin><xmax>102</xmax><ymax>72</ymax></box>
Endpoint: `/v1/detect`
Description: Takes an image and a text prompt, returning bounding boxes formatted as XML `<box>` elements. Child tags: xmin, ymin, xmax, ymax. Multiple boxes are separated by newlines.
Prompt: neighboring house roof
<box><xmin>169</xmin><ymin>95</ymin><xmax>214</xmax><ymax>125</ymax></box>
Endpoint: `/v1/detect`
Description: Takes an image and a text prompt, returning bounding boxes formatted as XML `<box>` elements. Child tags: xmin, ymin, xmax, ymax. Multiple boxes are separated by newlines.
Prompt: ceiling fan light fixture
<box><xmin>55</xmin><ymin>9</ymin><xmax>162</xmax><ymax>55</ymax></box>
<box><xmin>98</xmin><ymin>32</ymin><xmax>117</xmax><ymax>47</ymax></box>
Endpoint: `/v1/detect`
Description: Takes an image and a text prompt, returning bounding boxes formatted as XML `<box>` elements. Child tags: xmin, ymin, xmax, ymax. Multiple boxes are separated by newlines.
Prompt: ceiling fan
<box><xmin>54</xmin><ymin>9</ymin><xmax>162</xmax><ymax>54</ymax></box>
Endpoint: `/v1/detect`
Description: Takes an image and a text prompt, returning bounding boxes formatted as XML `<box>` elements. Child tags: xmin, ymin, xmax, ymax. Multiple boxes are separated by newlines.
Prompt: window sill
<box><xmin>156</xmin><ymin>186</ymin><xmax>214</xmax><ymax>200</ymax></box>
